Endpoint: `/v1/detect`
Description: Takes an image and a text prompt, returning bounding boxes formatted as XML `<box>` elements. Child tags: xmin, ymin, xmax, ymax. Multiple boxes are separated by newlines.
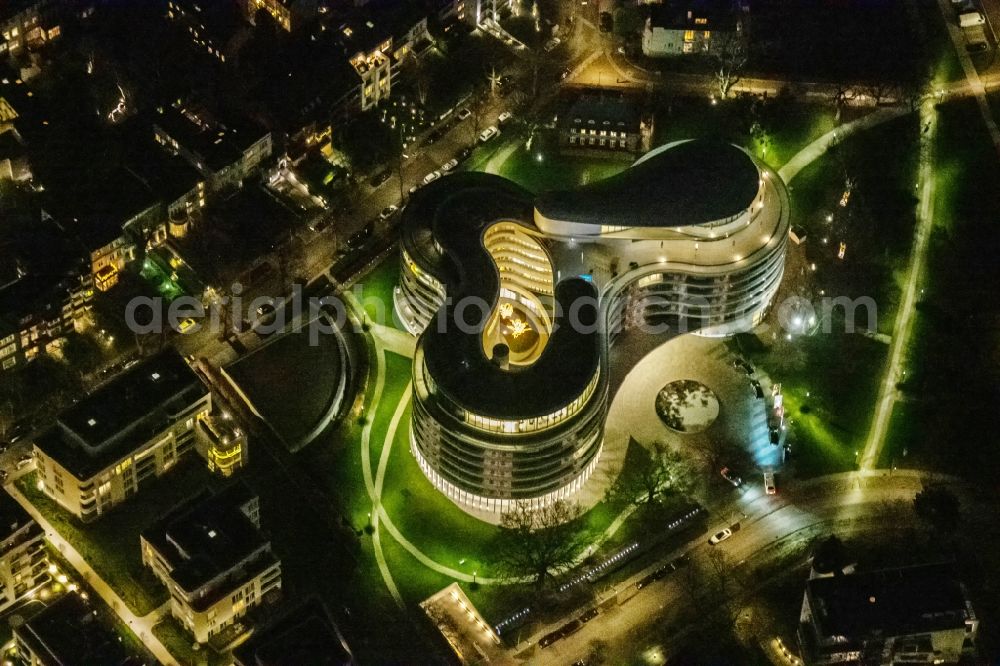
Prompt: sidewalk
<box><xmin>6</xmin><ymin>485</ymin><xmax>179</xmax><ymax>666</ymax></box>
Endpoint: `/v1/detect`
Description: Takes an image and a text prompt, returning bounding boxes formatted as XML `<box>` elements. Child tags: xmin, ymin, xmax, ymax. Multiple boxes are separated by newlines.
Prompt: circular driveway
<box><xmin>605</xmin><ymin>333</ymin><xmax>775</xmax><ymax>472</ymax></box>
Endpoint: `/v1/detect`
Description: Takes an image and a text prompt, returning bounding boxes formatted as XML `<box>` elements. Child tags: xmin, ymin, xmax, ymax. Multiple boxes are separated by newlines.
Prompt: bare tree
<box><xmin>678</xmin><ymin>548</ymin><xmax>742</xmax><ymax>630</ymax></box>
<box><xmin>606</xmin><ymin>440</ymin><xmax>692</xmax><ymax>510</ymax></box>
<box><xmin>714</xmin><ymin>33</ymin><xmax>748</xmax><ymax>99</ymax></box>
<box><xmin>831</xmin><ymin>83</ymin><xmax>856</xmax><ymax>122</ymax></box>
<box><xmin>492</xmin><ymin>500</ymin><xmax>592</xmax><ymax>589</ymax></box>
<box><xmin>404</xmin><ymin>51</ymin><xmax>430</xmax><ymax>107</ymax></box>
<box><xmin>689</xmin><ymin>436</ymin><xmax>751</xmax><ymax>477</ymax></box>
<box><xmin>859</xmin><ymin>80</ymin><xmax>895</xmax><ymax>107</ymax></box>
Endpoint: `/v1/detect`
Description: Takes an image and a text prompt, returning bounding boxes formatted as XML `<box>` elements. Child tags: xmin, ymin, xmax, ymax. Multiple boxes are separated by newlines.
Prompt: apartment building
<box><xmin>165</xmin><ymin>0</ymin><xmax>243</xmax><ymax>63</ymax></box>
<box><xmin>153</xmin><ymin>101</ymin><xmax>273</xmax><ymax>193</ymax></box>
<box><xmin>0</xmin><ymin>209</ymin><xmax>93</xmax><ymax>373</ymax></box>
<box><xmin>0</xmin><ymin>0</ymin><xmax>62</xmax><ymax>57</ymax></box>
<box><xmin>798</xmin><ymin>562</ymin><xmax>978</xmax><ymax>665</ymax></box>
<box><xmin>0</xmin><ymin>491</ymin><xmax>48</xmax><ymax>612</ymax></box>
<box><xmin>244</xmin><ymin>0</ymin><xmax>317</xmax><ymax>33</ymax></box>
<box><xmin>558</xmin><ymin>93</ymin><xmax>651</xmax><ymax>157</ymax></box>
<box><xmin>14</xmin><ymin>593</ymin><xmax>135</xmax><ymax>666</ymax></box>
<box><xmin>141</xmin><ymin>482</ymin><xmax>282</xmax><ymax>644</ymax></box>
<box><xmin>233</xmin><ymin>598</ymin><xmax>355</xmax><ymax>666</ymax></box>
<box><xmin>33</xmin><ymin>350</ymin><xmax>212</xmax><ymax>522</ymax></box>
<box><xmin>641</xmin><ymin>0</ymin><xmax>746</xmax><ymax>57</ymax></box>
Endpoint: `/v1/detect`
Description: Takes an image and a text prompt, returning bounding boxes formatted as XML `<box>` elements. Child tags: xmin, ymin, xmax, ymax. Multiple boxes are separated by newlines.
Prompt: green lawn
<box><xmin>355</xmin><ymin>258</ymin><xmax>402</xmax><ymax>328</ymax></box>
<box><xmin>153</xmin><ymin>616</ymin><xmax>227</xmax><ymax>666</ymax></box>
<box><xmin>879</xmin><ymin>99</ymin><xmax>1000</xmax><ymax>478</ymax></box>
<box><xmin>740</xmin><ymin>330</ymin><xmax>888</xmax><ymax>478</ymax></box>
<box><xmin>493</xmin><ymin>145</ymin><xmax>628</xmax><ymax>193</ymax></box>
<box><xmin>653</xmin><ymin>97</ymin><xmax>839</xmax><ymax>170</ymax></box>
<box><xmin>16</xmin><ymin>461</ymin><xmax>219</xmax><ymax>616</ymax></box>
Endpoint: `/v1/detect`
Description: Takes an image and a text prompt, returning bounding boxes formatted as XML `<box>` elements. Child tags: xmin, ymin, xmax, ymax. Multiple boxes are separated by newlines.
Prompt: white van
<box><xmin>959</xmin><ymin>11</ymin><xmax>985</xmax><ymax>27</ymax></box>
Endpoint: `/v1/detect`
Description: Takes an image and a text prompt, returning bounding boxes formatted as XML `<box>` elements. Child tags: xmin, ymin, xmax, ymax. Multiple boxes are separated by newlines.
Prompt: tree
<box><xmin>606</xmin><ymin>440</ymin><xmax>692</xmax><ymax>511</ymax></box>
<box><xmin>491</xmin><ymin>500</ymin><xmax>591</xmax><ymax>589</ymax></box>
<box><xmin>714</xmin><ymin>33</ymin><xmax>748</xmax><ymax>99</ymax></box>
<box><xmin>831</xmin><ymin>83</ymin><xmax>856</xmax><ymax>122</ymax></box>
<box><xmin>689</xmin><ymin>435</ymin><xmax>752</xmax><ymax>477</ymax></box>
<box><xmin>678</xmin><ymin>548</ymin><xmax>742</xmax><ymax>630</ymax></box>
<box><xmin>403</xmin><ymin>51</ymin><xmax>430</xmax><ymax>107</ymax></box>
<box><xmin>812</xmin><ymin>535</ymin><xmax>849</xmax><ymax>575</ymax></box>
<box><xmin>913</xmin><ymin>484</ymin><xmax>961</xmax><ymax>535</ymax></box>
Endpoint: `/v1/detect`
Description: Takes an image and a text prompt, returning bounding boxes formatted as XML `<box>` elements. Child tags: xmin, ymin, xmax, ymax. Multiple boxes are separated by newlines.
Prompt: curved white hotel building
<box><xmin>394</xmin><ymin>140</ymin><xmax>790</xmax><ymax>518</ymax></box>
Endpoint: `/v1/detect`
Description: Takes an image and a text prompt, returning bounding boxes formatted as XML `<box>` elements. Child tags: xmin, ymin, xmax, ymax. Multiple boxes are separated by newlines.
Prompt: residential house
<box><xmin>14</xmin><ymin>593</ymin><xmax>137</xmax><ymax>666</ymax></box>
<box><xmin>0</xmin><ymin>491</ymin><xmax>48</xmax><ymax>612</ymax></box>
<box><xmin>153</xmin><ymin>101</ymin><xmax>273</xmax><ymax>193</ymax></box>
<box><xmin>33</xmin><ymin>350</ymin><xmax>214</xmax><ymax>522</ymax></box>
<box><xmin>141</xmin><ymin>482</ymin><xmax>281</xmax><ymax>645</ymax></box>
<box><xmin>641</xmin><ymin>0</ymin><xmax>745</xmax><ymax>57</ymax></box>
<box><xmin>798</xmin><ymin>562</ymin><xmax>978</xmax><ymax>665</ymax></box>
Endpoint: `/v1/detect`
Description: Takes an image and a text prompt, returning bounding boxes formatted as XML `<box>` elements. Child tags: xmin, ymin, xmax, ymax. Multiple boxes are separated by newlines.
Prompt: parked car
<box><xmin>539</xmin><ymin>630</ymin><xmax>562</xmax><ymax>648</ymax></box>
<box><xmin>456</xmin><ymin>107</ymin><xmax>472</xmax><ymax>121</ymax></box>
<box><xmin>379</xmin><ymin>205</ymin><xmax>398</xmax><ymax>221</ymax></box>
<box><xmin>478</xmin><ymin>126</ymin><xmax>499</xmax><ymax>143</ymax></box>
<box><xmin>0</xmin><ymin>470</ymin><xmax>7</xmax><ymax>482</ymax></box>
<box><xmin>308</xmin><ymin>217</ymin><xmax>330</xmax><ymax>233</ymax></box>
<box><xmin>751</xmin><ymin>380</ymin><xmax>764</xmax><ymax>399</ymax></box>
<box><xmin>423</xmin><ymin>170</ymin><xmax>442</xmax><ymax>185</ymax></box>
<box><xmin>498</xmin><ymin>111</ymin><xmax>513</xmax><ymax>125</ymax></box>
<box><xmin>720</xmin><ymin>466</ymin><xmax>742</xmax><ymax>487</ymax></box>
<box><xmin>764</xmin><ymin>470</ymin><xmax>776</xmax><ymax>495</ymax></box>
<box><xmin>369</xmin><ymin>169</ymin><xmax>391</xmax><ymax>187</ymax></box>
<box><xmin>408</xmin><ymin>184</ymin><xmax>420</xmax><ymax>195</ymax></box>
<box><xmin>177</xmin><ymin>317</ymin><xmax>196</xmax><ymax>334</ymax></box>
<box><xmin>733</xmin><ymin>358</ymin><xmax>755</xmax><ymax>375</ymax></box>
<box><xmin>440</xmin><ymin>158</ymin><xmax>458</xmax><ymax>172</ymax></box>
<box><xmin>599</xmin><ymin>11</ymin><xmax>613</xmax><ymax>32</ymax></box>
<box><xmin>959</xmin><ymin>11</ymin><xmax>985</xmax><ymax>26</ymax></box>
<box><xmin>709</xmin><ymin>528</ymin><xmax>733</xmax><ymax>545</ymax></box>
<box><xmin>543</xmin><ymin>37</ymin><xmax>561</xmax><ymax>52</ymax></box>
<box><xmin>559</xmin><ymin>68</ymin><xmax>571</xmax><ymax>80</ymax></box>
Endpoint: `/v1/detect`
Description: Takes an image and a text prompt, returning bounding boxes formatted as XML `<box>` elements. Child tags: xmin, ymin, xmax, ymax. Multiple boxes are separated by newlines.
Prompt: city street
<box><xmin>525</xmin><ymin>471</ymin><xmax>952</xmax><ymax>665</ymax></box>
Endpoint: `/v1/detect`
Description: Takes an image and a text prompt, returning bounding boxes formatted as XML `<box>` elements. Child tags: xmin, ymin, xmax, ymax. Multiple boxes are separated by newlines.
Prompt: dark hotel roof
<box><xmin>534</xmin><ymin>139</ymin><xmax>759</xmax><ymax>228</ymax></box>
<box><xmin>413</xmin><ymin>174</ymin><xmax>602</xmax><ymax>420</ymax></box>
<box><xmin>807</xmin><ymin>562</ymin><xmax>973</xmax><ymax>639</ymax></box>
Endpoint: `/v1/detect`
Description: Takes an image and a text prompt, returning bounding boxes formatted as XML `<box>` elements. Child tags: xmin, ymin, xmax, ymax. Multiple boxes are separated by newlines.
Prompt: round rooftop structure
<box><xmin>534</xmin><ymin>139</ymin><xmax>761</xmax><ymax>229</ymax></box>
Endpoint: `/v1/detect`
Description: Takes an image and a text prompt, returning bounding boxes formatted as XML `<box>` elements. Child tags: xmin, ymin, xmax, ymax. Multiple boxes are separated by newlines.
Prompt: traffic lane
<box><xmin>526</xmin><ymin>479</ymin><xmax>925</xmax><ymax>664</ymax></box>
<box><xmin>533</xmin><ymin>498</ymin><xmax>916</xmax><ymax>665</ymax></box>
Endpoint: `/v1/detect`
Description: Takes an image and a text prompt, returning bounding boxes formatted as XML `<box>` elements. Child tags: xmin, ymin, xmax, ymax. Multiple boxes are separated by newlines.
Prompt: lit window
<box><xmin>695</xmin><ymin>17</ymin><xmax>707</xmax><ymax>25</ymax></box>
<box><xmin>684</xmin><ymin>30</ymin><xmax>694</xmax><ymax>41</ymax></box>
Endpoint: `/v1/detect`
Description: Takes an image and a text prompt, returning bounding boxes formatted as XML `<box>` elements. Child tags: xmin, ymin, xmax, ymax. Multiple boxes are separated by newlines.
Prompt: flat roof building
<box><xmin>14</xmin><ymin>593</ymin><xmax>140</xmax><ymax>666</ymax></box>
<box><xmin>142</xmin><ymin>482</ymin><xmax>281</xmax><ymax>645</ymax></box>
<box><xmin>232</xmin><ymin>597</ymin><xmax>355</xmax><ymax>666</ymax></box>
<box><xmin>798</xmin><ymin>562</ymin><xmax>978</xmax><ymax>665</ymax></box>
<box><xmin>0</xmin><ymin>491</ymin><xmax>48</xmax><ymax>612</ymax></box>
<box><xmin>153</xmin><ymin>101</ymin><xmax>273</xmax><ymax>193</ymax></box>
<box><xmin>33</xmin><ymin>350</ymin><xmax>213</xmax><ymax>521</ymax></box>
